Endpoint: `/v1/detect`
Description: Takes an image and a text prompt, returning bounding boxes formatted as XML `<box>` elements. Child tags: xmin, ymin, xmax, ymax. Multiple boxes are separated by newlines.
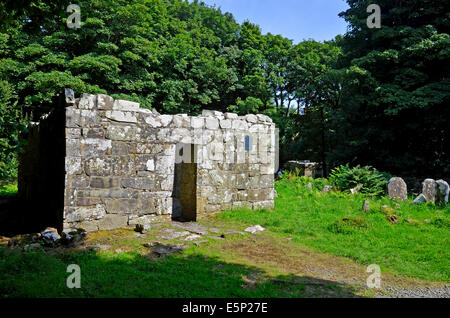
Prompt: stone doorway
<box><xmin>173</xmin><ymin>144</ymin><xmax>197</xmax><ymax>221</ymax></box>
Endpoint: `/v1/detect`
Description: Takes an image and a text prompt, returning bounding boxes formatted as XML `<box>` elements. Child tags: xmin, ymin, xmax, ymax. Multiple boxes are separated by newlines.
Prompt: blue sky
<box><xmin>193</xmin><ymin>0</ymin><xmax>350</xmax><ymax>43</ymax></box>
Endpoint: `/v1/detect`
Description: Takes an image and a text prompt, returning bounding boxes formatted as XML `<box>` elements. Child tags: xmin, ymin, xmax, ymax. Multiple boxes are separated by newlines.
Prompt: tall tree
<box><xmin>333</xmin><ymin>0</ymin><xmax>450</xmax><ymax>177</ymax></box>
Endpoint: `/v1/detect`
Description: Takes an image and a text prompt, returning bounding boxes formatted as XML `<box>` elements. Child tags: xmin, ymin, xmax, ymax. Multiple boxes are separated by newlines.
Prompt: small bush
<box><xmin>0</xmin><ymin>183</ymin><xmax>18</xmax><ymax>196</ymax></box>
<box><xmin>328</xmin><ymin>164</ymin><xmax>390</xmax><ymax>197</ymax></box>
<box><xmin>0</xmin><ymin>154</ymin><xmax>18</xmax><ymax>182</ymax></box>
<box><xmin>328</xmin><ymin>217</ymin><xmax>369</xmax><ymax>235</ymax></box>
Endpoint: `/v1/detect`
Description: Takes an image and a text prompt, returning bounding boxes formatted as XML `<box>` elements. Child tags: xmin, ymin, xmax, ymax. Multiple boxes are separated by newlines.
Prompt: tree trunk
<box><xmin>320</xmin><ymin>106</ymin><xmax>328</xmax><ymax>177</ymax></box>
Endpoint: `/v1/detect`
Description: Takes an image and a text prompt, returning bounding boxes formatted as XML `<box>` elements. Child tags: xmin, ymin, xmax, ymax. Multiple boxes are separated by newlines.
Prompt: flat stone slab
<box><xmin>245</xmin><ymin>225</ymin><xmax>265</xmax><ymax>234</ymax></box>
<box><xmin>149</xmin><ymin>243</ymin><xmax>188</xmax><ymax>258</ymax></box>
<box><xmin>183</xmin><ymin>234</ymin><xmax>203</xmax><ymax>241</ymax></box>
<box><xmin>224</xmin><ymin>229</ymin><xmax>245</xmax><ymax>236</ymax></box>
<box><xmin>171</xmin><ymin>222</ymin><xmax>209</xmax><ymax>235</ymax></box>
<box><xmin>159</xmin><ymin>228</ymin><xmax>191</xmax><ymax>240</ymax></box>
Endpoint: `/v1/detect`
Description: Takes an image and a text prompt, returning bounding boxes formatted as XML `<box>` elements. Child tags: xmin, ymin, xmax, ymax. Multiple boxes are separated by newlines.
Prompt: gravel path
<box><xmin>377</xmin><ymin>285</ymin><xmax>450</xmax><ymax>298</ymax></box>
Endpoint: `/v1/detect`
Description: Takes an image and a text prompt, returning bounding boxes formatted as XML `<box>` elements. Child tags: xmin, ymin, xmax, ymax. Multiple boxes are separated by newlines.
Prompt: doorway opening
<box><xmin>173</xmin><ymin>144</ymin><xmax>197</xmax><ymax>222</ymax></box>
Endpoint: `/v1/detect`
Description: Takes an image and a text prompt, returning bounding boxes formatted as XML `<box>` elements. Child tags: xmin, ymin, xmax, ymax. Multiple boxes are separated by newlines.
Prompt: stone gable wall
<box><xmin>44</xmin><ymin>92</ymin><xmax>276</xmax><ymax>232</ymax></box>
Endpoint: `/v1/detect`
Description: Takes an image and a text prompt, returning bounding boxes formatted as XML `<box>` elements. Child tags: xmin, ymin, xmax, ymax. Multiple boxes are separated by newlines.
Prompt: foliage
<box><xmin>0</xmin><ymin>80</ymin><xmax>24</xmax><ymax>181</ymax></box>
<box><xmin>278</xmin><ymin>171</ymin><xmax>329</xmax><ymax>194</ymax></box>
<box><xmin>331</xmin><ymin>0</ymin><xmax>450</xmax><ymax>177</ymax></box>
<box><xmin>0</xmin><ymin>183</ymin><xmax>18</xmax><ymax>197</ymax></box>
<box><xmin>328</xmin><ymin>164</ymin><xmax>390</xmax><ymax>196</ymax></box>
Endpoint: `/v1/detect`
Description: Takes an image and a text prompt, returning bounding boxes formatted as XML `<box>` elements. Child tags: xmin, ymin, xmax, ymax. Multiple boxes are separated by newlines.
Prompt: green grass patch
<box><xmin>220</xmin><ymin>177</ymin><xmax>450</xmax><ymax>282</ymax></box>
<box><xmin>0</xmin><ymin>246</ymin><xmax>355</xmax><ymax>298</ymax></box>
<box><xmin>0</xmin><ymin>183</ymin><xmax>18</xmax><ymax>197</ymax></box>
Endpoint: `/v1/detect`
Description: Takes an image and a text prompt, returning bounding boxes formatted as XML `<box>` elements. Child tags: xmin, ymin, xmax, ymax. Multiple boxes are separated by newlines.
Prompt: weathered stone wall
<box><xmin>62</xmin><ymin>92</ymin><xmax>276</xmax><ymax>232</ymax></box>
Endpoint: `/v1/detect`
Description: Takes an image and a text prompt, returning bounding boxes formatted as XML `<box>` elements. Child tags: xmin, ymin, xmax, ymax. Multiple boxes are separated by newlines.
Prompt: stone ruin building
<box><xmin>18</xmin><ymin>89</ymin><xmax>277</xmax><ymax>232</ymax></box>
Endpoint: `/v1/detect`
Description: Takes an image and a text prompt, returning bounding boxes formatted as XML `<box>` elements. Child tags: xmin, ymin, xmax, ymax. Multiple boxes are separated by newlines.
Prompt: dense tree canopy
<box><xmin>333</xmin><ymin>0</ymin><xmax>450</xmax><ymax>177</ymax></box>
<box><xmin>0</xmin><ymin>0</ymin><xmax>448</xmax><ymax>181</ymax></box>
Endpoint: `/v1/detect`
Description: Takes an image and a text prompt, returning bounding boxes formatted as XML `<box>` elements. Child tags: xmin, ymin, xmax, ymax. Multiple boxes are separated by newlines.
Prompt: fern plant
<box><xmin>329</xmin><ymin>164</ymin><xmax>390</xmax><ymax>196</ymax></box>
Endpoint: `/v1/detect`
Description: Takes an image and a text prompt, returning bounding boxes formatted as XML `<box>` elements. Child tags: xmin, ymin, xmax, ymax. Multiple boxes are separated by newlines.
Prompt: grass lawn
<box><xmin>220</xmin><ymin>177</ymin><xmax>450</xmax><ymax>282</ymax></box>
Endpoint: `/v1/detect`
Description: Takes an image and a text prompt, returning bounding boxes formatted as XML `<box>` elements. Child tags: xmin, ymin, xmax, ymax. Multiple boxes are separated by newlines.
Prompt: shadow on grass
<box><xmin>0</xmin><ymin>195</ymin><xmax>53</xmax><ymax>237</ymax></box>
<box><xmin>0</xmin><ymin>246</ymin><xmax>361</xmax><ymax>298</ymax></box>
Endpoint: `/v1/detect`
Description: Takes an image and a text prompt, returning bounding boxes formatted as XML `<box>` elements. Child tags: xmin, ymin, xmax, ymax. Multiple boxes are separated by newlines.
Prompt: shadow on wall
<box><xmin>0</xmin><ymin>247</ymin><xmax>361</xmax><ymax>298</ymax></box>
<box><xmin>1</xmin><ymin>93</ymin><xmax>67</xmax><ymax>236</ymax></box>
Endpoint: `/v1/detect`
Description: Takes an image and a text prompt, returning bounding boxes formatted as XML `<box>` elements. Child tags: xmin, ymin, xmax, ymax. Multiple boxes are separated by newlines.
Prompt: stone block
<box><xmin>113</xmin><ymin>100</ymin><xmax>140</xmax><ymax>111</ymax></box>
<box><xmin>235</xmin><ymin>173</ymin><xmax>249</xmax><ymax>190</ymax></box>
<box><xmin>106</xmin><ymin>125</ymin><xmax>142</xmax><ymax>141</ymax></box>
<box><xmin>220</xmin><ymin>119</ymin><xmax>232</xmax><ymax>129</ymax></box>
<box><xmin>156</xmin><ymin>174</ymin><xmax>174</xmax><ymax>191</ymax></box>
<box><xmin>76</xmin><ymin>196</ymin><xmax>102</xmax><ymax>206</ymax></box>
<box><xmin>191</xmin><ymin>117</ymin><xmax>205</xmax><ymax>129</ymax></box>
<box><xmin>67</xmin><ymin>128</ymin><xmax>81</xmax><ymax>139</ymax></box>
<box><xmin>253</xmin><ymin>201</ymin><xmax>274</xmax><ymax>210</ymax></box>
<box><xmin>66</xmin><ymin>157</ymin><xmax>82</xmax><ymax>175</ymax></box>
<box><xmin>232</xmin><ymin>201</ymin><xmax>252</xmax><ymax>209</ymax></box>
<box><xmin>80</xmin><ymin>138</ymin><xmax>112</xmax><ymax>157</ymax></box>
<box><xmin>259</xmin><ymin>174</ymin><xmax>274</xmax><ymax>188</ymax></box>
<box><xmin>144</xmin><ymin>115</ymin><xmax>162</xmax><ymax>128</ymax></box>
<box><xmin>97</xmin><ymin>94</ymin><xmax>114</xmax><ymax>110</ymax></box>
<box><xmin>122</xmin><ymin>177</ymin><xmax>155</xmax><ymax>190</ymax></box>
<box><xmin>78</xmin><ymin>94</ymin><xmax>96</xmax><ymax>110</ymax></box>
<box><xmin>225</xmin><ymin>113</ymin><xmax>238</xmax><ymax>119</ymax></box>
<box><xmin>90</xmin><ymin>177</ymin><xmax>120</xmax><ymax>189</ymax></box>
<box><xmin>232</xmin><ymin>119</ymin><xmax>248</xmax><ymax>131</ymax></box>
<box><xmin>141</xmin><ymin>192</ymin><xmax>172</xmax><ymax>215</ymax></box>
<box><xmin>128</xmin><ymin>215</ymin><xmax>159</xmax><ymax>227</ymax></box>
<box><xmin>97</xmin><ymin>214</ymin><xmax>128</xmax><ymax>230</ymax></box>
<box><xmin>111</xmin><ymin>156</ymin><xmax>135</xmax><ymax>175</ymax></box>
<box><xmin>135</xmin><ymin>155</ymin><xmax>155</xmax><ymax>172</ymax></box>
<box><xmin>65</xmin><ymin>204</ymin><xmax>106</xmax><ymax>223</ymax></box>
<box><xmin>257</xmin><ymin>114</ymin><xmax>272</xmax><ymax>123</ymax></box>
<box><xmin>85</xmin><ymin>157</ymin><xmax>113</xmax><ymax>176</ymax></box>
<box><xmin>77</xmin><ymin>221</ymin><xmax>99</xmax><ymax>232</ymax></box>
<box><xmin>66</xmin><ymin>175</ymin><xmax>90</xmax><ymax>188</ymax></box>
<box><xmin>155</xmin><ymin>155</ymin><xmax>175</xmax><ymax>174</ymax></box>
<box><xmin>78</xmin><ymin>189</ymin><xmax>139</xmax><ymax>199</ymax></box>
<box><xmin>82</xmin><ymin>127</ymin><xmax>105</xmax><ymax>139</ymax></box>
<box><xmin>105</xmin><ymin>198</ymin><xmax>141</xmax><ymax>214</ymax></box>
<box><xmin>205</xmin><ymin>117</ymin><xmax>219</xmax><ymax>129</ymax></box>
<box><xmin>245</xmin><ymin>114</ymin><xmax>258</xmax><ymax>123</ymax></box>
<box><xmin>160</xmin><ymin>115</ymin><xmax>173</xmax><ymax>127</ymax></box>
<box><xmin>64</xmin><ymin>188</ymin><xmax>77</xmax><ymax>206</ymax></box>
<box><xmin>106</xmin><ymin>110</ymin><xmax>138</xmax><ymax>123</ymax></box>
<box><xmin>112</xmin><ymin>142</ymin><xmax>129</xmax><ymax>155</ymax></box>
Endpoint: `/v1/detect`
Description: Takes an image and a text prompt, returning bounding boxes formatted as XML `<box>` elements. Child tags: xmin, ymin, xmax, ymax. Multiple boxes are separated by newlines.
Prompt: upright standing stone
<box><xmin>362</xmin><ymin>200</ymin><xmax>370</xmax><ymax>212</ymax></box>
<box><xmin>422</xmin><ymin>179</ymin><xmax>438</xmax><ymax>203</ymax></box>
<box><xmin>388</xmin><ymin>177</ymin><xmax>408</xmax><ymax>201</ymax></box>
<box><xmin>436</xmin><ymin>179</ymin><xmax>449</xmax><ymax>204</ymax></box>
